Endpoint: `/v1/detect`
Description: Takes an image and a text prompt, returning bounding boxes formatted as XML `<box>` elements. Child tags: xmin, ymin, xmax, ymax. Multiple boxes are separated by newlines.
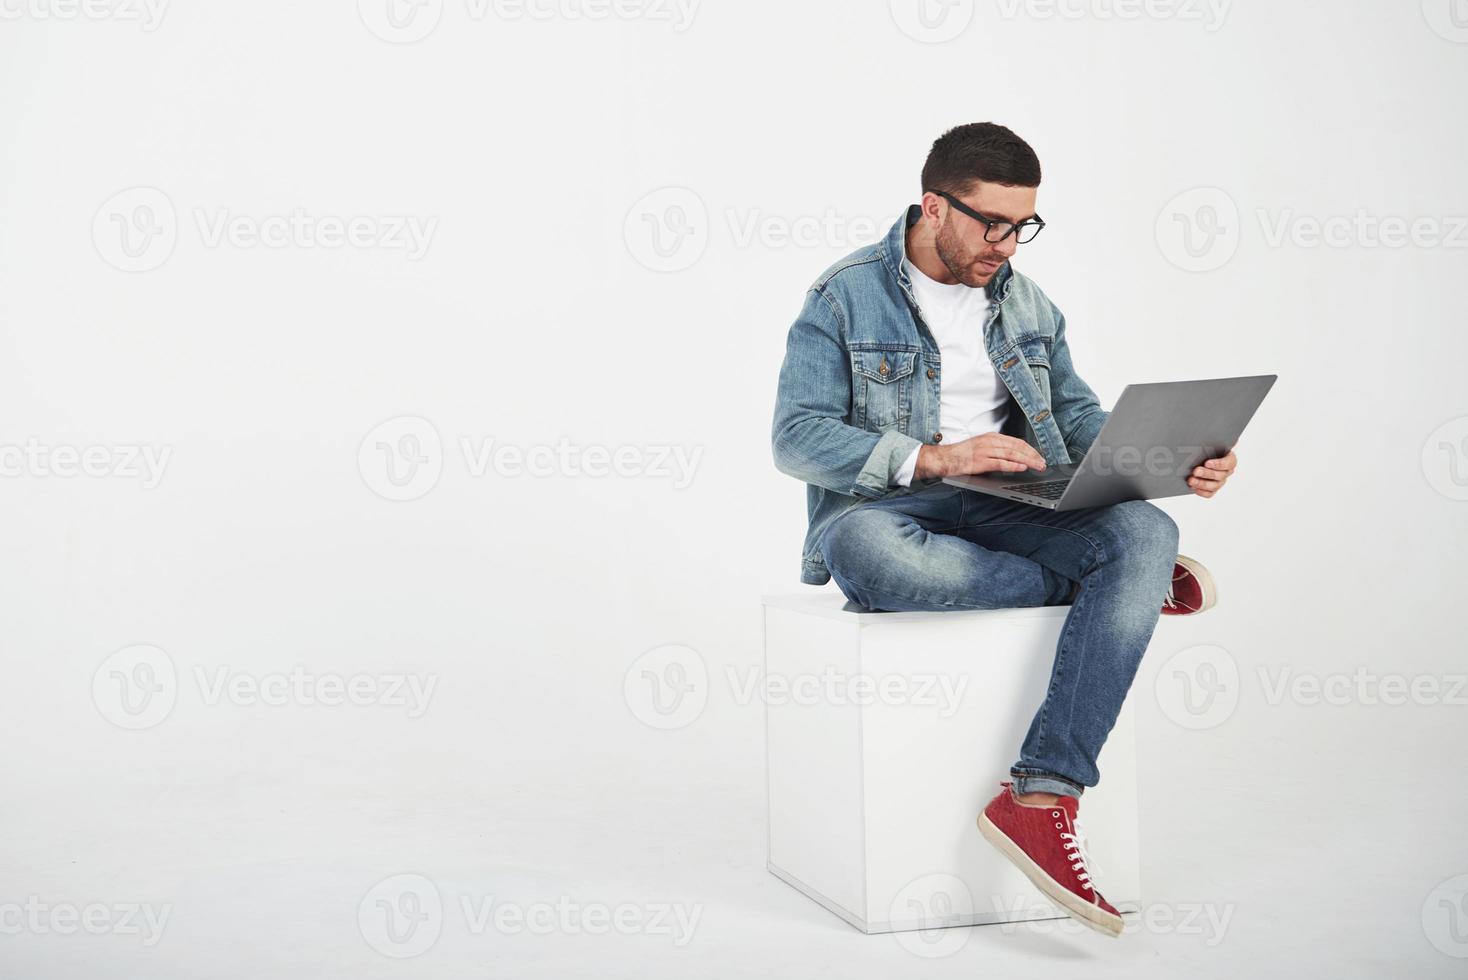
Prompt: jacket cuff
<box><xmin>853</xmin><ymin>430</ymin><xmax>924</xmax><ymax>498</ymax></box>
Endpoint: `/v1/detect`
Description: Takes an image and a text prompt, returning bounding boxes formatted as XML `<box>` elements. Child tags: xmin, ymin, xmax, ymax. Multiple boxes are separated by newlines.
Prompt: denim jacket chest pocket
<box><xmin>1017</xmin><ymin>336</ymin><xmax>1054</xmax><ymax>405</ymax></box>
<box><xmin>850</xmin><ymin>346</ymin><xmax>918</xmax><ymax>431</ymax></box>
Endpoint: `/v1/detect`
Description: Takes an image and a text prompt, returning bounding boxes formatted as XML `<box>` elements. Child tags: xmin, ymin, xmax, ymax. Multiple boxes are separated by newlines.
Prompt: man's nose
<box><xmin>991</xmin><ymin>234</ymin><xmax>1019</xmax><ymax>258</ymax></box>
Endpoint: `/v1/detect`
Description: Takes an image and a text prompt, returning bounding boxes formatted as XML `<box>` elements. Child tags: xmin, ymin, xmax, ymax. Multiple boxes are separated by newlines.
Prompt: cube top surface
<box><xmin>762</xmin><ymin>592</ymin><xmax>1069</xmax><ymax>627</ymax></box>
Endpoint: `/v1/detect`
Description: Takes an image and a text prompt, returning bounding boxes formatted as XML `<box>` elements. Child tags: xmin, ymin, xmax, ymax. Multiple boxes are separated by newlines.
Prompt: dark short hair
<box><xmin>920</xmin><ymin>123</ymin><xmax>1042</xmax><ymax>195</ymax></box>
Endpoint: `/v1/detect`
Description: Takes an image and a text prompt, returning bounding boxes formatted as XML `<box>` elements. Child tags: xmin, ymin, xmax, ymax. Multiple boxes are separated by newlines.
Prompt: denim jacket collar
<box><xmin>879</xmin><ymin>204</ymin><xmax>1016</xmax><ymax>308</ymax></box>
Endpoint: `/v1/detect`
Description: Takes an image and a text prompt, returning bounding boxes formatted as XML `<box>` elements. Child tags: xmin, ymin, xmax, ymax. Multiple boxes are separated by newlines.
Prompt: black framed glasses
<box><xmin>928</xmin><ymin>189</ymin><xmax>1046</xmax><ymax>244</ymax></box>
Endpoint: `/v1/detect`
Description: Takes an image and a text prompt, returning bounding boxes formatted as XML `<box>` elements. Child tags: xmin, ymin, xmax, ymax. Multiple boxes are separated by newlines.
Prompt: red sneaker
<box><xmin>1161</xmin><ymin>553</ymin><xmax>1216</xmax><ymax>616</ymax></box>
<box><xmin>977</xmin><ymin>782</ymin><xmax>1124</xmax><ymax>937</ymax></box>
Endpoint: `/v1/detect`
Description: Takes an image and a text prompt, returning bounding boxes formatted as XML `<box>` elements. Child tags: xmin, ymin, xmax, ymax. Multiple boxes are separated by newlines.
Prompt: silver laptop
<box><xmin>941</xmin><ymin>374</ymin><xmax>1276</xmax><ymax>511</ymax></box>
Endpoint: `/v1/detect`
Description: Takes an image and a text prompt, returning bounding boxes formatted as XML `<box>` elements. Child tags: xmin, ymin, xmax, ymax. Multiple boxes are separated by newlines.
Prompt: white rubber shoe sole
<box><xmin>977</xmin><ymin>812</ymin><xmax>1124</xmax><ymax>938</ymax></box>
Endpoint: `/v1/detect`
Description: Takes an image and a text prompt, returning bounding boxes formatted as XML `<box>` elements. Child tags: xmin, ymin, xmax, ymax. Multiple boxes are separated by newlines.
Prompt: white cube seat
<box><xmin>762</xmin><ymin>592</ymin><xmax>1142</xmax><ymax>934</ymax></box>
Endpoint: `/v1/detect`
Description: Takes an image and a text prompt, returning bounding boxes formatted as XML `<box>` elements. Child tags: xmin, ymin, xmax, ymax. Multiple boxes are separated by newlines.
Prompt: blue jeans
<box><xmin>818</xmin><ymin>480</ymin><xmax>1178</xmax><ymax>798</ymax></box>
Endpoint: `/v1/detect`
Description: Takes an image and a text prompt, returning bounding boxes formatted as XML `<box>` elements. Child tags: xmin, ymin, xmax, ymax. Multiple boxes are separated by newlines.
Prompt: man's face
<box><xmin>929</xmin><ymin>181</ymin><xmax>1039</xmax><ymax>288</ymax></box>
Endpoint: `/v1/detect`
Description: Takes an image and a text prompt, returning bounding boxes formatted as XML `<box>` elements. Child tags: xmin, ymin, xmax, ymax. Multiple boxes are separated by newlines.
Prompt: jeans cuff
<box><xmin>1010</xmin><ymin>767</ymin><xmax>1085</xmax><ymax>798</ymax></box>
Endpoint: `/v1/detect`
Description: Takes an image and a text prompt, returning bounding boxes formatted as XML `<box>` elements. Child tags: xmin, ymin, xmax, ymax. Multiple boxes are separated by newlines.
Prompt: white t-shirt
<box><xmin>894</xmin><ymin>258</ymin><xmax>1010</xmax><ymax>486</ymax></box>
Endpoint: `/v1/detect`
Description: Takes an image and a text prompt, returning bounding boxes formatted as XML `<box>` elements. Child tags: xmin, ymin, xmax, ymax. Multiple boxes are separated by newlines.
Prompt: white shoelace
<box><xmin>1059</xmin><ymin>814</ymin><xmax>1101</xmax><ymax>891</ymax></box>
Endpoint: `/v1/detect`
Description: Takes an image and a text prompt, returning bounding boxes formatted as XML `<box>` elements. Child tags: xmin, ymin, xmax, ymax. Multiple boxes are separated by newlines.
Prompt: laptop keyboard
<box><xmin>1015</xmin><ymin>479</ymin><xmax>1071</xmax><ymax>500</ymax></box>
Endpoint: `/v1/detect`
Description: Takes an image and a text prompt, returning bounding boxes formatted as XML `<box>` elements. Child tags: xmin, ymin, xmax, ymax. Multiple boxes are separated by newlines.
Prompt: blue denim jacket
<box><xmin>772</xmin><ymin>204</ymin><xmax>1110</xmax><ymax>585</ymax></box>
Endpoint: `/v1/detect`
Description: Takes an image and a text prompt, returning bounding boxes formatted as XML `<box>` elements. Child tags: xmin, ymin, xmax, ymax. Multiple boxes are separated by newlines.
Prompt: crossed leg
<box><xmin>819</xmin><ymin>481</ymin><xmax>1178</xmax><ymax>795</ymax></box>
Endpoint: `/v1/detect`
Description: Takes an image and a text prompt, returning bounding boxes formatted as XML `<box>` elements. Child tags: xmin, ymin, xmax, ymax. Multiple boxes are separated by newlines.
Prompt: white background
<box><xmin>1</xmin><ymin>0</ymin><xmax>1466</xmax><ymax>976</ymax></box>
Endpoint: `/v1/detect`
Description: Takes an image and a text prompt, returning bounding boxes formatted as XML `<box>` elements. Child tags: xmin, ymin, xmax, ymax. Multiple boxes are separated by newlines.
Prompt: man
<box><xmin>770</xmin><ymin>123</ymin><xmax>1238</xmax><ymax>938</ymax></box>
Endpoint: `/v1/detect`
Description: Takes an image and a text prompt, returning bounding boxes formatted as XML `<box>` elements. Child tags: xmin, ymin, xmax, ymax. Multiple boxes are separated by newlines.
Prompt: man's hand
<box><xmin>914</xmin><ymin>433</ymin><xmax>1047</xmax><ymax>481</ymax></box>
<box><xmin>1188</xmin><ymin>450</ymin><xmax>1237</xmax><ymax>498</ymax></box>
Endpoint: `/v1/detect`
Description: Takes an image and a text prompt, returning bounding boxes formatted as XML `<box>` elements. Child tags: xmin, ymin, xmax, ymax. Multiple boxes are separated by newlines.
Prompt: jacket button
<box><xmin>933</xmin><ymin>433</ymin><xmax>943</xmax><ymax>443</ymax></box>
<box><xmin>926</xmin><ymin>368</ymin><xmax>936</xmax><ymax>380</ymax></box>
<box><xmin>878</xmin><ymin>359</ymin><xmax>889</xmax><ymax>376</ymax></box>
<box><xmin>1001</xmin><ymin>356</ymin><xmax>1020</xmax><ymax>370</ymax></box>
